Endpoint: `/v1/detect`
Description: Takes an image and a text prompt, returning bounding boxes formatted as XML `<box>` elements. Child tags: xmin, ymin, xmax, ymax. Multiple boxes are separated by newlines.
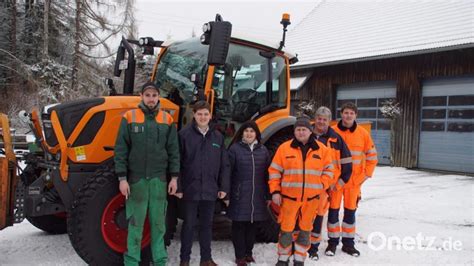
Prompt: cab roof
<box><xmin>161</xmin><ymin>33</ymin><xmax>297</xmax><ymax>61</ymax></box>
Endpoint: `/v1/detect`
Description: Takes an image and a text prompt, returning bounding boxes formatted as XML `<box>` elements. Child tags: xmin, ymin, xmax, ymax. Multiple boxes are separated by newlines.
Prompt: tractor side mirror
<box><xmin>200</xmin><ymin>14</ymin><xmax>232</xmax><ymax>66</ymax></box>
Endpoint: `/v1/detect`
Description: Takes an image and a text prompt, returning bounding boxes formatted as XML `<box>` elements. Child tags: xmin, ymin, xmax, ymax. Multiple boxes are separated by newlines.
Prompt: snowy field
<box><xmin>1</xmin><ymin>166</ymin><xmax>472</xmax><ymax>265</ymax></box>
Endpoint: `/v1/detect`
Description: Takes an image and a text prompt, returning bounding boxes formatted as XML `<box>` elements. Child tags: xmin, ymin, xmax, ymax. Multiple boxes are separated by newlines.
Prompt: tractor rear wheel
<box><xmin>67</xmin><ymin>164</ymin><xmax>151</xmax><ymax>265</ymax></box>
<box><xmin>264</xmin><ymin>126</ymin><xmax>293</xmax><ymax>157</ymax></box>
<box><xmin>255</xmin><ymin>219</ymin><xmax>280</xmax><ymax>243</ymax></box>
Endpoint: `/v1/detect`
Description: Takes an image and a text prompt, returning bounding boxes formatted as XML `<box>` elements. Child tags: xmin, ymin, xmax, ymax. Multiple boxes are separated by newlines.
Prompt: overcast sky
<box><xmin>135</xmin><ymin>0</ymin><xmax>317</xmax><ymax>45</ymax></box>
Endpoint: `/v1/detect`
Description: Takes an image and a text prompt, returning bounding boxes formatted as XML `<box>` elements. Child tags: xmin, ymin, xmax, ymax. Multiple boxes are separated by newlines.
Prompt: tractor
<box><xmin>0</xmin><ymin>14</ymin><xmax>299</xmax><ymax>264</ymax></box>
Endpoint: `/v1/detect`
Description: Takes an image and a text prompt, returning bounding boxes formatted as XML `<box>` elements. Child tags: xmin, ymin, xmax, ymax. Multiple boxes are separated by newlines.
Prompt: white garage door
<box><xmin>337</xmin><ymin>82</ymin><xmax>396</xmax><ymax>165</ymax></box>
<box><xmin>419</xmin><ymin>77</ymin><xmax>474</xmax><ymax>173</ymax></box>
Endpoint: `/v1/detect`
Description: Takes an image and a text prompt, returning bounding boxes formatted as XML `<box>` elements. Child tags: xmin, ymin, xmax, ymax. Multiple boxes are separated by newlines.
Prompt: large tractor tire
<box><xmin>26</xmin><ymin>214</ymin><xmax>67</xmax><ymax>234</ymax></box>
<box><xmin>67</xmin><ymin>164</ymin><xmax>151</xmax><ymax>265</ymax></box>
<box><xmin>255</xmin><ymin>127</ymin><xmax>294</xmax><ymax>243</ymax></box>
<box><xmin>265</xmin><ymin>126</ymin><xmax>293</xmax><ymax>157</ymax></box>
<box><xmin>255</xmin><ymin>219</ymin><xmax>279</xmax><ymax>243</ymax></box>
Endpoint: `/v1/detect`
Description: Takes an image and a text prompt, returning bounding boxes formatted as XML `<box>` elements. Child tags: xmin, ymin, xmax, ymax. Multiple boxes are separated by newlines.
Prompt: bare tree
<box><xmin>43</xmin><ymin>0</ymin><xmax>50</xmax><ymax>58</ymax></box>
<box><xmin>0</xmin><ymin>0</ymin><xmax>19</xmax><ymax>97</ymax></box>
<box><xmin>0</xmin><ymin>0</ymin><xmax>137</xmax><ymax>124</ymax></box>
<box><xmin>70</xmin><ymin>0</ymin><xmax>136</xmax><ymax>94</ymax></box>
<box><xmin>71</xmin><ymin>0</ymin><xmax>82</xmax><ymax>92</ymax></box>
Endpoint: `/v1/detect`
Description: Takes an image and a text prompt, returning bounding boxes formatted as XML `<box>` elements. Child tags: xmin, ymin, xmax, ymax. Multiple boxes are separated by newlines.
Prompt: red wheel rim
<box><xmin>101</xmin><ymin>194</ymin><xmax>151</xmax><ymax>253</ymax></box>
<box><xmin>54</xmin><ymin>212</ymin><xmax>67</xmax><ymax>219</ymax></box>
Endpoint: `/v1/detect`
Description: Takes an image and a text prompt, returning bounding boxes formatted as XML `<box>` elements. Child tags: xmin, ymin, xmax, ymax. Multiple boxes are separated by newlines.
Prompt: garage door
<box><xmin>419</xmin><ymin>77</ymin><xmax>474</xmax><ymax>173</ymax></box>
<box><xmin>337</xmin><ymin>82</ymin><xmax>396</xmax><ymax>165</ymax></box>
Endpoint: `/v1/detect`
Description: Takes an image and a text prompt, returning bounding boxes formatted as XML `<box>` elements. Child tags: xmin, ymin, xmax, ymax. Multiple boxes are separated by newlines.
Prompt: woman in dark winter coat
<box><xmin>227</xmin><ymin>121</ymin><xmax>271</xmax><ymax>266</ymax></box>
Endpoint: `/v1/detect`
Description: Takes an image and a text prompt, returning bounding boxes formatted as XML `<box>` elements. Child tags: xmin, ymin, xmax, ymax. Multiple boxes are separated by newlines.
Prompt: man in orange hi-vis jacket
<box><xmin>268</xmin><ymin>116</ymin><xmax>334</xmax><ymax>266</ymax></box>
<box><xmin>326</xmin><ymin>102</ymin><xmax>378</xmax><ymax>257</ymax></box>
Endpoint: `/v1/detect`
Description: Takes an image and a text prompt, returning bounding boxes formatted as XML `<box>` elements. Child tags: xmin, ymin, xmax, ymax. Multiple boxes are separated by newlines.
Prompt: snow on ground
<box><xmin>1</xmin><ymin>166</ymin><xmax>473</xmax><ymax>265</ymax></box>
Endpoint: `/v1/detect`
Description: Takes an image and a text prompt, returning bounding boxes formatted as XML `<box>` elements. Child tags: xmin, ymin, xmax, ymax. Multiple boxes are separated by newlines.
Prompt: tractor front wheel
<box><xmin>67</xmin><ymin>165</ymin><xmax>151</xmax><ymax>265</ymax></box>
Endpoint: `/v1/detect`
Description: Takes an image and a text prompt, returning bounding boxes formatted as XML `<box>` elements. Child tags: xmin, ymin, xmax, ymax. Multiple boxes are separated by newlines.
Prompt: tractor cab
<box><xmin>153</xmin><ymin>36</ymin><xmax>294</xmax><ymax>144</ymax></box>
<box><xmin>112</xmin><ymin>13</ymin><xmax>297</xmax><ymax>146</ymax></box>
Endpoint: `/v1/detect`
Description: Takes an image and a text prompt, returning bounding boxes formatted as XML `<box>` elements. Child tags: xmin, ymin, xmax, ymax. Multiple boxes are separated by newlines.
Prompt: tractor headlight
<box><xmin>200</xmin><ymin>33</ymin><xmax>209</xmax><ymax>44</ymax></box>
<box><xmin>202</xmin><ymin>23</ymin><xmax>211</xmax><ymax>33</ymax></box>
<box><xmin>139</xmin><ymin>37</ymin><xmax>148</xmax><ymax>45</ymax></box>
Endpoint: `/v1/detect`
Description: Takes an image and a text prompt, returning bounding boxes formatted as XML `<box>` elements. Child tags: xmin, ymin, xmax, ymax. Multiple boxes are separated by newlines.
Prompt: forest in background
<box><xmin>0</xmin><ymin>0</ymin><xmax>157</xmax><ymax>130</ymax></box>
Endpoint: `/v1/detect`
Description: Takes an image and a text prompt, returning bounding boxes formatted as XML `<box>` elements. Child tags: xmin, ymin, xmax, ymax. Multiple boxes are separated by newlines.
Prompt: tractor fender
<box><xmin>261</xmin><ymin>116</ymin><xmax>296</xmax><ymax>144</ymax></box>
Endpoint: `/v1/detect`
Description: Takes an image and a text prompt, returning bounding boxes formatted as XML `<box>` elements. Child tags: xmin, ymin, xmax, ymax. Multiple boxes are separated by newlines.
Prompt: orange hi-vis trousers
<box><xmin>310</xmin><ymin>191</ymin><xmax>330</xmax><ymax>246</ymax></box>
<box><xmin>327</xmin><ymin>185</ymin><xmax>361</xmax><ymax>247</ymax></box>
<box><xmin>278</xmin><ymin>196</ymin><xmax>320</xmax><ymax>262</ymax></box>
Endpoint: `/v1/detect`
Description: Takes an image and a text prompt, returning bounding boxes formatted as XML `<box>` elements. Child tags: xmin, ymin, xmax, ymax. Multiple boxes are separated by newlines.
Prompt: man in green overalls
<box><xmin>114</xmin><ymin>81</ymin><xmax>180</xmax><ymax>266</ymax></box>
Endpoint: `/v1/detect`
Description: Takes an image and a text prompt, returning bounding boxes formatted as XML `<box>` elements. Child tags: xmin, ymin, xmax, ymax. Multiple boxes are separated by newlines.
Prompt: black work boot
<box><xmin>308</xmin><ymin>244</ymin><xmax>319</xmax><ymax>261</ymax></box>
<box><xmin>275</xmin><ymin>260</ymin><xmax>289</xmax><ymax>266</ymax></box>
<box><xmin>325</xmin><ymin>243</ymin><xmax>337</xmax><ymax>256</ymax></box>
<box><xmin>342</xmin><ymin>245</ymin><xmax>360</xmax><ymax>257</ymax></box>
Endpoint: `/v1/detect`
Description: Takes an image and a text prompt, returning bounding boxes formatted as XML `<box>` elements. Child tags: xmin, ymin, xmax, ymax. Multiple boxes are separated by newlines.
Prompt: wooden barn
<box><xmin>287</xmin><ymin>0</ymin><xmax>474</xmax><ymax>174</ymax></box>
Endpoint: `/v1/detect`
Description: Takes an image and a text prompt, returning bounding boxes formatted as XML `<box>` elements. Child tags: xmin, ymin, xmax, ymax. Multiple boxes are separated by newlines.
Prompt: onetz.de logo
<box><xmin>367</xmin><ymin>232</ymin><xmax>463</xmax><ymax>251</ymax></box>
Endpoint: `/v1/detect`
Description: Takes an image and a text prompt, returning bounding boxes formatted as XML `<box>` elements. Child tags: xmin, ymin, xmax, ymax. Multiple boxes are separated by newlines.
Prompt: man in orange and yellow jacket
<box><xmin>268</xmin><ymin>116</ymin><xmax>334</xmax><ymax>266</ymax></box>
<box><xmin>325</xmin><ymin>102</ymin><xmax>378</xmax><ymax>257</ymax></box>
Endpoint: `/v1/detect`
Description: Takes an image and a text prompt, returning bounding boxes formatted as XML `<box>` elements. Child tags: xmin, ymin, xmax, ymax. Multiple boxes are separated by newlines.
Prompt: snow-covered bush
<box><xmin>380</xmin><ymin>99</ymin><xmax>401</xmax><ymax>120</ymax></box>
<box><xmin>295</xmin><ymin>100</ymin><xmax>316</xmax><ymax>117</ymax></box>
<box><xmin>379</xmin><ymin>99</ymin><xmax>401</xmax><ymax>166</ymax></box>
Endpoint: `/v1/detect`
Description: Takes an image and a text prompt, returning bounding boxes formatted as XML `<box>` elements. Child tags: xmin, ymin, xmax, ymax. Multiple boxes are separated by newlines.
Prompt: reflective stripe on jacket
<box><xmin>315</xmin><ymin>126</ymin><xmax>352</xmax><ymax>190</ymax></box>
<box><xmin>114</xmin><ymin>102</ymin><xmax>180</xmax><ymax>183</ymax></box>
<box><xmin>333</xmin><ymin>121</ymin><xmax>378</xmax><ymax>186</ymax></box>
<box><xmin>268</xmin><ymin>135</ymin><xmax>334</xmax><ymax>201</ymax></box>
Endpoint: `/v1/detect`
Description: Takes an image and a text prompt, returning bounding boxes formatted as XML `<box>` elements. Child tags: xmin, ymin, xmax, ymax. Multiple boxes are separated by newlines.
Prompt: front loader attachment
<box><xmin>0</xmin><ymin>113</ymin><xmax>18</xmax><ymax>230</ymax></box>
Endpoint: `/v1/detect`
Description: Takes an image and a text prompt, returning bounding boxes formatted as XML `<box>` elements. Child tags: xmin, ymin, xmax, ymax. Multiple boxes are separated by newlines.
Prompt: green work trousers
<box><xmin>124</xmin><ymin>178</ymin><xmax>167</xmax><ymax>266</ymax></box>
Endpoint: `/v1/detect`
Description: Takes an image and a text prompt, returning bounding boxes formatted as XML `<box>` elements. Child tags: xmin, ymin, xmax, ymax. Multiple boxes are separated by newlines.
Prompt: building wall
<box><xmin>291</xmin><ymin>48</ymin><xmax>474</xmax><ymax>168</ymax></box>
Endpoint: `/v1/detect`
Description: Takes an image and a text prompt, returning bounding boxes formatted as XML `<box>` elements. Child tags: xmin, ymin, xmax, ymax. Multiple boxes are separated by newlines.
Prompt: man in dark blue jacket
<box><xmin>177</xmin><ymin>101</ymin><xmax>230</xmax><ymax>266</ymax></box>
<box><xmin>309</xmin><ymin>106</ymin><xmax>353</xmax><ymax>260</ymax></box>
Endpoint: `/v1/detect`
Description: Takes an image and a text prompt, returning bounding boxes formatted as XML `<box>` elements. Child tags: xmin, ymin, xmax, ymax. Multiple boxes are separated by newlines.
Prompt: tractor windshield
<box><xmin>154</xmin><ymin>38</ymin><xmax>208</xmax><ymax>104</ymax></box>
<box><xmin>212</xmin><ymin>43</ymin><xmax>287</xmax><ymax>124</ymax></box>
<box><xmin>154</xmin><ymin>38</ymin><xmax>287</xmax><ymax>113</ymax></box>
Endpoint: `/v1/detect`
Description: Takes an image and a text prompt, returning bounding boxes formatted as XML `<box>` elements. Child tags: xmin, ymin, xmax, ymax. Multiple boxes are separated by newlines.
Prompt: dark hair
<box><xmin>192</xmin><ymin>100</ymin><xmax>211</xmax><ymax>112</ymax></box>
<box><xmin>340</xmin><ymin>102</ymin><xmax>358</xmax><ymax>114</ymax></box>
<box><xmin>141</xmin><ymin>81</ymin><xmax>159</xmax><ymax>93</ymax></box>
<box><xmin>294</xmin><ymin>115</ymin><xmax>312</xmax><ymax>130</ymax></box>
<box><xmin>238</xmin><ymin>121</ymin><xmax>261</xmax><ymax>142</ymax></box>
